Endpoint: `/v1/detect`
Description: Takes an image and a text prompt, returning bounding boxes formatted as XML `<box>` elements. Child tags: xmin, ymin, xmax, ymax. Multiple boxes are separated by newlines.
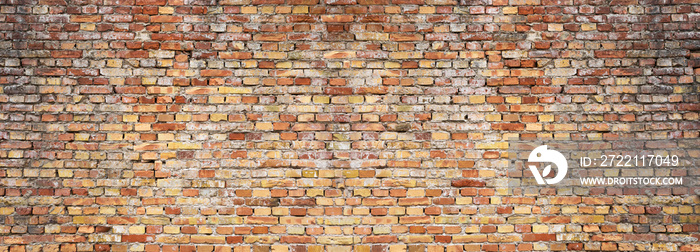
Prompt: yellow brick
<box><xmin>74</xmin><ymin>152</ymin><xmax>89</xmax><ymax>159</ymax></box>
<box><xmin>146</xmin><ymin>207</ymin><xmax>163</xmax><ymax>215</ymax></box>
<box><xmin>292</xmin><ymin>6</ymin><xmax>308</xmax><ymax>13</ymax></box>
<box><xmin>74</xmin><ymin>216</ymin><xmax>106</xmax><ymax>224</ymax></box>
<box><xmin>8</xmin><ymin>150</ymin><xmax>22</xmax><ymax>158</ymax></box>
<box><xmin>498</xmin><ymin>225</ymin><xmax>514</xmax><ymax>233</ymax></box>
<box><xmin>353</xmin><ymin>189</ymin><xmax>371</xmax><ymax>197</ymax></box>
<box><xmin>129</xmin><ymin>226</ymin><xmax>146</xmax><ymax>234</ymax></box>
<box><xmin>513</xmin><ymin>206</ymin><xmax>531</xmax><ymax>214</ymax></box>
<box><xmin>58</xmin><ymin>169</ymin><xmax>73</xmax><ymax>177</ymax></box>
<box><xmin>243</xmin><ymin>77</ymin><xmax>259</xmax><ymax>85</ymax></box>
<box><xmin>385</xmin><ymin>62</ymin><xmax>401</xmax><ymax>68</ymax></box>
<box><xmin>164</xmin><ymin>226</ymin><xmax>180</xmax><ymax>234</ymax></box>
<box><xmin>158</xmin><ymin>133</ymin><xmax>174</xmax><ymax>141</ymax></box>
<box><xmin>548</xmin><ymin>23</ymin><xmax>563</xmax><ymax>31</ymax></box>
<box><xmin>406</xmin><ymin>189</ymin><xmax>424</xmax><ymax>197</ymax></box>
<box><xmin>167</xmin><ymin>142</ymin><xmax>202</xmax><ymax>150</ymax></box>
<box><xmin>313</xmin><ymin>96</ymin><xmax>330</xmax><ymax>104</ymax></box>
<box><xmin>106</xmin><ymin>59</ymin><xmax>122</xmax><ymax>68</ymax></box>
<box><xmin>376</xmin><ymin>170</ymin><xmax>391</xmax><ymax>177</ymax></box>
<box><xmin>100</xmin><ymin>206</ymin><xmax>116</xmax><ymax>215</ymax></box>
<box><xmin>503</xmin><ymin>7</ymin><xmax>518</xmax><ymax>14</ymax></box>
<box><xmin>554</xmin><ymin>59</ymin><xmax>570</xmax><ymax>68</ymax></box>
<box><xmin>505</xmin><ymin>97</ymin><xmax>521</xmax><ymax>104</ymax></box>
<box><xmin>259</xmin><ymin>6</ymin><xmax>275</xmax><ymax>14</ymax></box>
<box><xmin>417</xmin><ymin>78</ymin><xmax>434</xmax><ymax>85</ymax></box>
<box><xmin>348</xmin><ymin>96</ymin><xmax>364</xmax><ymax>104</ymax></box>
<box><xmin>679</xmin><ymin>206</ymin><xmax>693</xmax><ymax>214</ymax></box>
<box><xmin>469</xmin><ymin>95</ymin><xmax>485</xmax><ymax>104</ymax></box>
<box><xmin>276</xmin><ymin>61</ymin><xmax>292</xmax><ymax>68</ymax></box>
<box><xmin>147</xmin><ymin>86</ymin><xmax>177</xmax><ymax>94</ymax></box>
<box><xmin>389</xmin><ymin>52</ymin><xmax>422</xmax><ymax>59</ymax></box>
<box><xmin>526</xmin><ymin>123</ymin><xmax>542</xmax><ymax>131</ymax></box>
<box><xmin>219</xmin><ymin>87</ymin><xmax>252</xmax><ymax>94</ymax></box>
<box><xmin>80</xmin><ymin>23</ymin><xmax>95</xmax><ymax>31</ymax></box>
<box><xmin>532</xmin><ymin>225</ymin><xmax>549</xmax><ymax>233</ymax></box>
<box><xmin>456</xmin><ymin>197</ymin><xmax>472</xmax><ymax>205</ymax></box>
<box><xmin>356</xmin><ymin>32</ymin><xmax>389</xmax><ymax>41</ymax></box>
<box><xmin>75</xmin><ymin>133</ymin><xmax>90</xmax><ymax>141</ymax></box>
<box><xmin>342</xmin><ymin>170</ymin><xmax>358</xmax><ymax>178</ymax></box>
<box><xmin>207</xmin><ymin>114</ymin><xmax>225</xmax><ymax>122</ymax></box>
<box><xmin>121</xmin><ymin>115</ymin><xmax>137</xmax><ymax>123</ymax></box>
<box><xmin>431</xmin><ymin>132</ymin><xmax>449</xmax><ymax>140</ymax></box>
<box><xmin>142</xmin><ymin>77</ymin><xmax>157</xmax><ymax>85</ymax></box>
<box><xmin>419</xmin><ymin>6</ymin><xmax>435</xmax><ymax>13</ymax></box>
<box><xmin>302</xmin><ymin>170</ymin><xmax>318</xmax><ymax>178</ymax></box>
<box><xmin>485</xmin><ymin>114</ymin><xmax>501</xmax><ymax>121</ymax></box>
<box><xmin>254</xmin><ymin>52</ymin><xmax>286</xmax><ymax>59</ymax></box>
<box><xmin>241</xmin><ymin>6</ymin><xmax>256</xmax><ymax>13</ymax></box>
<box><xmin>319</xmin><ymin>170</ymin><xmax>337</xmax><ymax>178</ymax></box>
<box><xmin>176</xmin><ymin>114</ymin><xmax>191</xmax><ymax>121</ymax></box>
<box><xmin>255</xmin><ymin>122</ymin><xmax>273</xmax><ymax>131</ymax></box>
<box><xmin>307</xmin><ymin>189</ymin><xmax>323</xmax><ymax>197</ymax></box>
<box><xmin>0</xmin><ymin>207</ymin><xmax>14</xmax><ymax>215</ymax></box>
<box><xmin>539</xmin><ymin>114</ymin><xmax>554</xmax><ymax>122</ymax></box>
<box><xmin>582</xmin><ymin>23</ymin><xmax>596</xmax><ymax>31</ymax></box>
<box><xmin>616</xmin><ymin>78</ymin><xmax>631</xmax><ymax>85</ymax></box>
<box><xmin>158</xmin><ymin>7</ymin><xmax>174</xmax><ymax>14</ymax></box>
<box><xmin>475</xmin><ymin>142</ymin><xmax>508</xmax><ymax>150</ymax></box>
<box><xmin>252</xmin><ymin>190</ymin><xmax>270</xmax><ymax>197</ymax></box>
<box><xmin>663</xmin><ymin>206</ymin><xmax>678</xmax><ymax>214</ymax></box>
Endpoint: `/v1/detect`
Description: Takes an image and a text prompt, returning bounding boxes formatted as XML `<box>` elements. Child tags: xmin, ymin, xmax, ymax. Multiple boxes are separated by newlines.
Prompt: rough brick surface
<box><xmin>0</xmin><ymin>0</ymin><xmax>699</xmax><ymax>251</ymax></box>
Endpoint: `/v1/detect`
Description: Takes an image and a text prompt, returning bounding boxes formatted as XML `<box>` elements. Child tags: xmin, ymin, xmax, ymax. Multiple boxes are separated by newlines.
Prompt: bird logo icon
<box><xmin>527</xmin><ymin>145</ymin><xmax>568</xmax><ymax>185</ymax></box>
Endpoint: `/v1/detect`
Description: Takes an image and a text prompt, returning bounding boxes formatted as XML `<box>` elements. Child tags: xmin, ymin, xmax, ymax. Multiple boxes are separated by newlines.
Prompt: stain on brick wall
<box><xmin>0</xmin><ymin>0</ymin><xmax>699</xmax><ymax>251</ymax></box>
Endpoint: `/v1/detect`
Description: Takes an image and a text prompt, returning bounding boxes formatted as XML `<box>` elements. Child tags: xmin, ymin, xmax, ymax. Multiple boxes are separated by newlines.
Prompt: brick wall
<box><xmin>1</xmin><ymin>0</ymin><xmax>699</xmax><ymax>251</ymax></box>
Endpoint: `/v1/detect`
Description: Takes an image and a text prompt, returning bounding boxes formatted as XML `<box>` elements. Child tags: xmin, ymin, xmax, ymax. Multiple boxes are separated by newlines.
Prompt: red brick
<box><xmin>523</xmin><ymin>234</ymin><xmax>556</xmax><ymax>242</ymax></box>
<box><xmin>451</xmin><ymin>179</ymin><xmax>486</xmax><ymax>187</ymax></box>
<box><xmin>52</xmin><ymin>51</ymin><xmax>82</xmax><ymax>58</ymax></box>
<box><xmin>122</xmin><ymin>235</ymin><xmax>155</xmax><ymax>243</ymax></box>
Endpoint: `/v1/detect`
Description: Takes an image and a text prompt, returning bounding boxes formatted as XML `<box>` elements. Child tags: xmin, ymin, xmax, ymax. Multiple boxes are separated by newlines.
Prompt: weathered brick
<box><xmin>0</xmin><ymin>1</ymin><xmax>696</xmax><ymax>251</ymax></box>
